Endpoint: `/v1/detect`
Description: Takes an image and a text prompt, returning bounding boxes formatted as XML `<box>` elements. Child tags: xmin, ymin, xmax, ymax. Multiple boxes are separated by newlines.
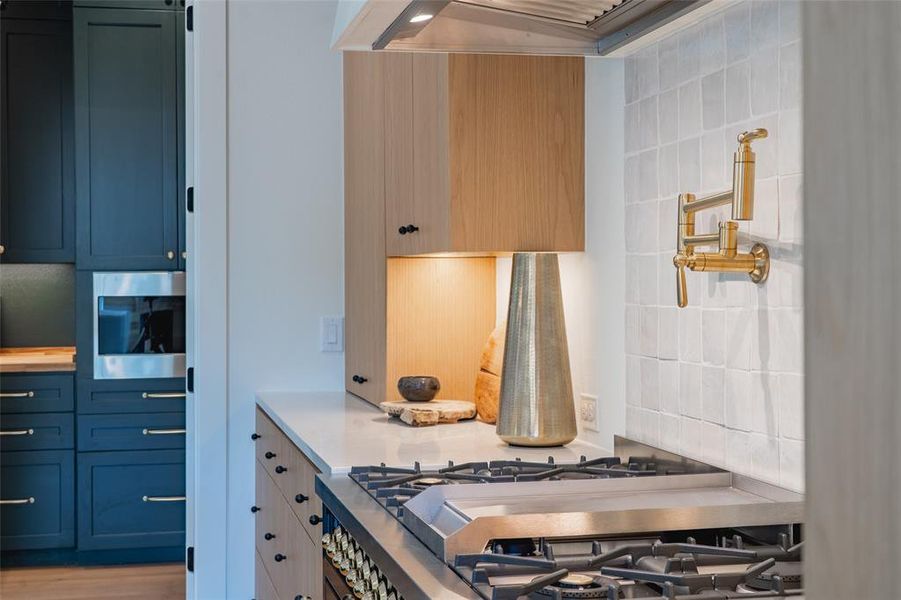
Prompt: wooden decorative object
<box><xmin>474</xmin><ymin>322</ymin><xmax>506</xmax><ymax>424</ymax></box>
<box><xmin>381</xmin><ymin>400</ymin><xmax>477</xmax><ymax>427</ymax></box>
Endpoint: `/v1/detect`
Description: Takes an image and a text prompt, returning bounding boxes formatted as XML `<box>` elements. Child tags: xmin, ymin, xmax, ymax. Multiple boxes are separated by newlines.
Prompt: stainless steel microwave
<box><xmin>93</xmin><ymin>271</ymin><xmax>186</xmax><ymax>380</ymax></box>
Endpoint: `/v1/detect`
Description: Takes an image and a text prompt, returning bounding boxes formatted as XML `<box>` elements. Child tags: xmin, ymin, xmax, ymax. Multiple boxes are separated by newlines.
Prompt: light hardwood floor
<box><xmin>0</xmin><ymin>563</ymin><xmax>185</xmax><ymax>600</ymax></box>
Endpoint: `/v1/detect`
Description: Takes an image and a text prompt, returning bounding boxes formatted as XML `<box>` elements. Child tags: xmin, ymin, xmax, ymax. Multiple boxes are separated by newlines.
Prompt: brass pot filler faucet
<box><xmin>673</xmin><ymin>128</ymin><xmax>770</xmax><ymax>307</ymax></box>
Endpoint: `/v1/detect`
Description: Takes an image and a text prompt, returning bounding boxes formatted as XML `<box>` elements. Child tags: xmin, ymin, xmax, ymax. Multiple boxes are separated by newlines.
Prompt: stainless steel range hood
<box><xmin>333</xmin><ymin>0</ymin><xmax>721</xmax><ymax>56</ymax></box>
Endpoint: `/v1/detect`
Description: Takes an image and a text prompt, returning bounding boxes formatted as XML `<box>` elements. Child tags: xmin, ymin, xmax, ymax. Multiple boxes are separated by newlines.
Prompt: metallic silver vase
<box><xmin>496</xmin><ymin>253</ymin><xmax>577</xmax><ymax>447</ymax></box>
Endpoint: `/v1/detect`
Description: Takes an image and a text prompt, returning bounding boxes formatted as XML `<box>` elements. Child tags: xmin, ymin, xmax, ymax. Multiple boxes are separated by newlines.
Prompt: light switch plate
<box><xmin>320</xmin><ymin>316</ymin><xmax>344</xmax><ymax>352</ymax></box>
<box><xmin>579</xmin><ymin>393</ymin><xmax>599</xmax><ymax>432</ymax></box>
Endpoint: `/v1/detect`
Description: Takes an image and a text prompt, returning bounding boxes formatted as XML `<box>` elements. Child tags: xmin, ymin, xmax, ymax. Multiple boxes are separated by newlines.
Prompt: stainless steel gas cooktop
<box><xmin>347</xmin><ymin>438</ymin><xmax>805</xmax><ymax>600</ymax></box>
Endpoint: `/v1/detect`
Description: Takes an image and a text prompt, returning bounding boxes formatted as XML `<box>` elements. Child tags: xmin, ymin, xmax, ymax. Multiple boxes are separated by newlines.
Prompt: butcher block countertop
<box><xmin>256</xmin><ymin>391</ymin><xmax>603</xmax><ymax>475</ymax></box>
<box><xmin>0</xmin><ymin>347</ymin><xmax>76</xmax><ymax>373</ymax></box>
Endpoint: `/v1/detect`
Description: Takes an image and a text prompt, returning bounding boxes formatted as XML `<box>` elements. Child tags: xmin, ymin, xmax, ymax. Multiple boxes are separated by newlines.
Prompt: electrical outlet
<box><xmin>320</xmin><ymin>316</ymin><xmax>344</xmax><ymax>352</ymax></box>
<box><xmin>579</xmin><ymin>393</ymin><xmax>599</xmax><ymax>432</ymax></box>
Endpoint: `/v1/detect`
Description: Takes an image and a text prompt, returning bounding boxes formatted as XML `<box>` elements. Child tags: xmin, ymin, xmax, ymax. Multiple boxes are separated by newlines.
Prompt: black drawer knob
<box><xmin>275</xmin><ymin>465</ymin><xmax>287</xmax><ymax>474</ymax></box>
<box><xmin>265</xmin><ymin>451</ymin><xmax>276</xmax><ymax>459</ymax></box>
<box><xmin>251</xmin><ymin>433</ymin><xmax>260</xmax><ymax>440</ymax></box>
<box><xmin>352</xmin><ymin>375</ymin><xmax>368</xmax><ymax>384</ymax></box>
<box><xmin>274</xmin><ymin>553</ymin><xmax>286</xmax><ymax>562</ymax></box>
<box><xmin>295</xmin><ymin>493</ymin><xmax>309</xmax><ymax>504</ymax></box>
<box><xmin>309</xmin><ymin>515</ymin><xmax>322</xmax><ymax>526</ymax></box>
<box><xmin>251</xmin><ymin>505</ymin><xmax>261</xmax><ymax>513</ymax></box>
<box><xmin>398</xmin><ymin>224</ymin><xmax>420</xmax><ymax>235</ymax></box>
<box><xmin>264</xmin><ymin>532</ymin><xmax>276</xmax><ymax>541</ymax></box>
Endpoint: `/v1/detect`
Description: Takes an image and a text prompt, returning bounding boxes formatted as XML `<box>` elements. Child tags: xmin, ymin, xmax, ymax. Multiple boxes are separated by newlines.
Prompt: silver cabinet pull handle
<box><xmin>0</xmin><ymin>392</ymin><xmax>34</xmax><ymax>398</ymax></box>
<box><xmin>0</xmin><ymin>428</ymin><xmax>34</xmax><ymax>436</ymax></box>
<box><xmin>142</xmin><ymin>495</ymin><xmax>186</xmax><ymax>503</ymax></box>
<box><xmin>142</xmin><ymin>428</ymin><xmax>186</xmax><ymax>436</ymax></box>
<box><xmin>0</xmin><ymin>497</ymin><xmax>35</xmax><ymax>505</ymax></box>
<box><xmin>142</xmin><ymin>392</ymin><xmax>186</xmax><ymax>399</ymax></box>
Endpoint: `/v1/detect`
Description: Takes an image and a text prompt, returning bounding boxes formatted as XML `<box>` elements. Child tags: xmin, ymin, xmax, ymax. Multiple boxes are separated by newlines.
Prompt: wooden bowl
<box><xmin>397</xmin><ymin>376</ymin><xmax>440</xmax><ymax>402</ymax></box>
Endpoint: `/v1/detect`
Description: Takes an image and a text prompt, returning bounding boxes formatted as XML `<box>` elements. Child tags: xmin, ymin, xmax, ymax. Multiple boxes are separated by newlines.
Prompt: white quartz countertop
<box><xmin>256</xmin><ymin>391</ymin><xmax>604</xmax><ymax>474</ymax></box>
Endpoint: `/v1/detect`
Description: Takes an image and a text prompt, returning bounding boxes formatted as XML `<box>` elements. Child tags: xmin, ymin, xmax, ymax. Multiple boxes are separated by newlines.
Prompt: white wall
<box><xmin>622</xmin><ymin>0</ymin><xmax>804</xmax><ymax>491</ymax></box>
<box><xmin>226</xmin><ymin>1</ymin><xmax>344</xmax><ymax>596</ymax></box>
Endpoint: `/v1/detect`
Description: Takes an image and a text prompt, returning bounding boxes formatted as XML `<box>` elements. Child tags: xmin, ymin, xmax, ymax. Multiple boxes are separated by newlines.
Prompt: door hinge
<box><xmin>186</xmin><ymin>5</ymin><xmax>193</xmax><ymax>32</ymax></box>
<box><xmin>186</xmin><ymin>545</ymin><xmax>194</xmax><ymax>572</ymax></box>
<box><xmin>187</xmin><ymin>367</ymin><xmax>194</xmax><ymax>393</ymax></box>
<box><xmin>186</xmin><ymin>186</ymin><xmax>194</xmax><ymax>213</ymax></box>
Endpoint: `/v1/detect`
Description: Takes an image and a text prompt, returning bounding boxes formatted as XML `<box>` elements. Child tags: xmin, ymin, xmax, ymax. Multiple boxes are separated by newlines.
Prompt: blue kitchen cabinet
<box><xmin>77</xmin><ymin>449</ymin><xmax>185</xmax><ymax>550</ymax></box>
<box><xmin>0</xmin><ymin>14</ymin><xmax>75</xmax><ymax>263</ymax></box>
<box><xmin>73</xmin><ymin>6</ymin><xmax>184</xmax><ymax>270</ymax></box>
<box><xmin>77</xmin><ymin>377</ymin><xmax>186</xmax><ymax>414</ymax></box>
<box><xmin>74</xmin><ymin>0</ymin><xmax>185</xmax><ymax>9</ymax></box>
<box><xmin>0</xmin><ymin>413</ymin><xmax>75</xmax><ymax>451</ymax></box>
<box><xmin>78</xmin><ymin>412</ymin><xmax>185</xmax><ymax>452</ymax></box>
<box><xmin>0</xmin><ymin>373</ymin><xmax>75</xmax><ymax>413</ymax></box>
<box><xmin>0</xmin><ymin>450</ymin><xmax>75</xmax><ymax>551</ymax></box>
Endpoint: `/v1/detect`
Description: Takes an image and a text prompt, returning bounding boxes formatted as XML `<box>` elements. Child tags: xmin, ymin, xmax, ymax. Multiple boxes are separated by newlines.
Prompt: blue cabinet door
<box><xmin>0</xmin><ymin>373</ymin><xmax>74</xmax><ymax>413</ymax></box>
<box><xmin>77</xmin><ymin>378</ymin><xmax>186</xmax><ymax>414</ymax></box>
<box><xmin>0</xmin><ymin>413</ymin><xmax>74</xmax><ymax>451</ymax></box>
<box><xmin>73</xmin><ymin>7</ymin><xmax>179</xmax><ymax>270</ymax></box>
<box><xmin>0</xmin><ymin>450</ymin><xmax>75</xmax><ymax>550</ymax></box>
<box><xmin>0</xmin><ymin>17</ymin><xmax>75</xmax><ymax>262</ymax></box>
<box><xmin>78</xmin><ymin>412</ymin><xmax>185</xmax><ymax>451</ymax></box>
<box><xmin>77</xmin><ymin>449</ymin><xmax>185</xmax><ymax>550</ymax></box>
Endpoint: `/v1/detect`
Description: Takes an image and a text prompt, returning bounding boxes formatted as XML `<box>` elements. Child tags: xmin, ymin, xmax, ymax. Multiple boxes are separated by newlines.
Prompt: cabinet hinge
<box><xmin>186</xmin><ymin>5</ymin><xmax>194</xmax><ymax>32</ymax></box>
<box><xmin>186</xmin><ymin>186</ymin><xmax>194</xmax><ymax>213</ymax></box>
<box><xmin>186</xmin><ymin>545</ymin><xmax>194</xmax><ymax>572</ymax></box>
<box><xmin>187</xmin><ymin>367</ymin><xmax>194</xmax><ymax>393</ymax></box>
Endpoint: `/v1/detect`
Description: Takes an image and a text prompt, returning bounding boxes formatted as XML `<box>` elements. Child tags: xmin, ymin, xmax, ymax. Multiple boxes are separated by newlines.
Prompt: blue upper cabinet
<box><xmin>73</xmin><ymin>7</ymin><xmax>181</xmax><ymax>270</ymax></box>
<box><xmin>0</xmin><ymin>15</ymin><xmax>75</xmax><ymax>263</ymax></box>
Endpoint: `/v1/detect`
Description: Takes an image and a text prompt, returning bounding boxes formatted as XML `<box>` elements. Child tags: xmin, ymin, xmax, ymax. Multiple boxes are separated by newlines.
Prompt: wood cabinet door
<box><xmin>73</xmin><ymin>8</ymin><xmax>179</xmax><ymax>270</ymax></box>
<box><xmin>384</xmin><ymin>52</ymin><xmax>452</xmax><ymax>257</ymax></box>
<box><xmin>344</xmin><ymin>52</ymin><xmax>387</xmax><ymax>405</ymax></box>
<box><xmin>0</xmin><ymin>18</ymin><xmax>75</xmax><ymax>263</ymax></box>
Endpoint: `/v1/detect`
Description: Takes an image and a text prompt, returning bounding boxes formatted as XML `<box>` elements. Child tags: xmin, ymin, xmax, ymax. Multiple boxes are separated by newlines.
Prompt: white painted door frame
<box><xmin>185</xmin><ymin>2</ymin><xmax>229</xmax><ymax>598</ymax></box>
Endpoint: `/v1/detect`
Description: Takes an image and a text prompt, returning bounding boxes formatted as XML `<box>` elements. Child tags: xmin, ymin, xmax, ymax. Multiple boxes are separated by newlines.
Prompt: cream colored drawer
<box><xmin>261</xmin><ymin>486</ymin><xmax>323</xmax><ymax>600</ymax></box>
<box><xmin>255</xmin><ymin>547</ymin><xmax>279</xmax><ymax>600</ymax></box>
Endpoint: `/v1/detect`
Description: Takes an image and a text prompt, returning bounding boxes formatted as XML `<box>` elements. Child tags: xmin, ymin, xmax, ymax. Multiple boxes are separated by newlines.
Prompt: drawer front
<box><xmin>256</xmin><ymin>408</ymin><xmax>323</xmax><ymax>540</ymax></box>
<box><xmin>77</xmin><ymin>449</ymin><xmax>185</xmax><ymax>550</ymax></box>
<box><xmin>259</xmin><ymin>470</ymin><xmax>322</xmax><ymax>600</ymax></box>
<box><xmin>0</xmin><ymin>450</ymin><xmax>75</xmax><ymax>550</ymax></box>
<box><xmin>255</xmin><ymin>548</ymin><xmax>279</xmax><ymax>600</ymax></box>
<box><xmin>0</xmin><ymin>374</ymin><xmax>74</xmax><ymax>414</ymax></box>
<box><xmin>0</xmin><ymin>413</ymin><xmax>74</xmax><ymax>451</ymax></box>
<box><xmin>78</xmin><ymin>413</ymin><xmax>186</xmax><ymax>451</ymax></box>
<box><xmin>77</xmin><ymin>378</ymin><xmax>186</xmax><ymax>414</ymax></box>
<box><xmin>254</xmin><ymin>408</ymin><xmax>283</xmax><ymax>479</ymax></box>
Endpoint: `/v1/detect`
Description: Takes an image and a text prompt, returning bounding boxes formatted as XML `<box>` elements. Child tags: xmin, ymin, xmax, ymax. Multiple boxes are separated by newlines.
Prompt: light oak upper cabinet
<box><xmin>384</xmin><ymin>53</ymin><xmax>585</xmax><ymax>256</ymax></box>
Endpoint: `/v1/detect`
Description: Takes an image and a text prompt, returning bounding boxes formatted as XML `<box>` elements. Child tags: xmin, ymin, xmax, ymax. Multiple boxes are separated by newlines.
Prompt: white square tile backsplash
<box><xmin>623</xmin><ymin>0</ymin><xmax>803</xmax><ymax>491</ymax></box>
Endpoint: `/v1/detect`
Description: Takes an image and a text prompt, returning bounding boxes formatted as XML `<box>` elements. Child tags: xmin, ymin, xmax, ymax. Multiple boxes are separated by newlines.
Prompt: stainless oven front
<box><xmin>93</xmin><ymin>271</ymin><xmax>186</xmax><ymax>379</ymax></box>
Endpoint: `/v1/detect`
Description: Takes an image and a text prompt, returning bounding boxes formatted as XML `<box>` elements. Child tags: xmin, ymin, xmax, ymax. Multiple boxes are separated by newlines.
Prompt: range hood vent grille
<box><xmin>454</xmin><ymin>0</ymin><xmax>626</xmax><ymax>28</ymax></box>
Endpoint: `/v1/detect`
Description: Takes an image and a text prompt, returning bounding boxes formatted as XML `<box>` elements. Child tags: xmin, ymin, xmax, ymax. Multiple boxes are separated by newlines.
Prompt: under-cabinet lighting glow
<box><xmin>410</xmin><ymin>13</ymin><xmax>433</xmax><ymax>23</ymax></box>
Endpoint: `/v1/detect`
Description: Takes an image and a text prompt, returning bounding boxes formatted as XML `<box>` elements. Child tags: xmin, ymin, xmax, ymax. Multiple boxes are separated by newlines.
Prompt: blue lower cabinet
<box><xmin>0</xmin><ymin>413</ymin><xmax>74</xmax><ymax>451</ymax></box>
<box><xmin>77</xmin><ymin>378</ymin><xmax>186</xmax><ymax>414</ymax></box>
<box><xmin>77</xmin><ymin>449</ymin><xmax>185</xmax><ymax>550</ymax></box>
<box><xmin>78</xmin><ymin>413</ymin><xmax>185</xmax><ymax>452</ymax></box>
<box><xmin>0</xmin><ymin>374</ymin><xmax>74</xmax><ymax>414</ymax></box>
<box><xmin>0</xmin><ymin>450</ymin><xmax>75</xmax><ymax>550</ymax></box>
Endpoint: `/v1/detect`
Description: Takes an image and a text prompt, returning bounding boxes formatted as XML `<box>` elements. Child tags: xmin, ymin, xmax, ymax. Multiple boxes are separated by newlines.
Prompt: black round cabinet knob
<box><xmin>251</xmin><ymin>505</ymin><xmax>260</xmax><ymax>513</ymax></box>
<box><xmin>264</xmin><ymin>532</ymin><xmax>276</xmax><ymax>540</ymax></box>
<box><xmin>265</xmin><ymin>451</ymin><xmax>276</xmax><ymax>459</ymax></box>
<box><xmin>274</xmin><ymin>553</ymin><xmax>286</xmax><ymax>562</ymax></box>
<box><xmin>352</xmin><ymin>375</ymin><xmax>368</xmax><ymax>384</ymax></box>
<box><xmin>295</xmin><ymin>493</ymin><xmax>309</xmax><ymax>504</ymax></box>
<box><xmin>398</xmin><ymin>224</ymin><xmax>420</xmax><ymax>235</ymax></box>
<box><xmin>275</xmin><ymin>465</ymin><xmax>287</xmax><ymax>474</ymax></box>
<box><xmin>251</xmin><ymin>433</ymin><xmax>260</xmax><ymax>440</ymax></box>
<box><xmin>309</xmin><ymin>515</ymin><xmax>322</xmax><ymax>526</ymax></box>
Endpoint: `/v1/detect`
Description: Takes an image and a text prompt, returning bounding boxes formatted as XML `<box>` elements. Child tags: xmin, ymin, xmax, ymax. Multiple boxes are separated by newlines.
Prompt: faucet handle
<box><xmin>674</xmin><ymin>254</ymin><xmax>690</xmax><ymax>308</ymax></box>
<box><xmin>737</xmin><ymin>128</ymin><xmax>768</xmax><ymax>145</ymax></box>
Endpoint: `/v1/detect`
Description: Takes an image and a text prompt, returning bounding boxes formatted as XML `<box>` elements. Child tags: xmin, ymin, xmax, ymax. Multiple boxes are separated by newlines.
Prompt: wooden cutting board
<box><xmin>380</xmin><ymin>400</ymin><xmax>477</xmax><ymax>427</ymax></box>
<box><xmin>473</xmin><ymin>322</ymin><xmax>505</xmax><ymax>424</ymax></box>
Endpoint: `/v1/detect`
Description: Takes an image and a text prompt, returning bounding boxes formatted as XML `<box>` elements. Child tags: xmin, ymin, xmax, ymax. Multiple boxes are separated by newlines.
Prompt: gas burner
<box><xmin>534</xmin><ymin>573</ymin><xmax>613</xmax><ymax>599</ymax></box>
<box><xmin>745</xmin><ymin>560</ymin><xmax>803</xmax><ymax>591</ymax></box>
<box><xmin>414</xmin><ymin>477</ymin><xmax>449</xmax><ymax>486</ymax></box>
